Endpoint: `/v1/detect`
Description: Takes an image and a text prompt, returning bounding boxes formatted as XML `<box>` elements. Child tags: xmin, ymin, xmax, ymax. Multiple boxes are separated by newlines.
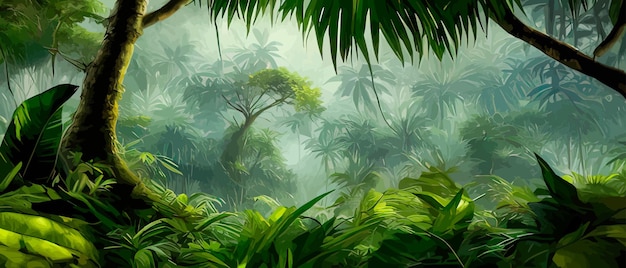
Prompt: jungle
<box><xmin>0</xmin><ymin>0</ymin><xmax>625</xmax><ymax>267</ymax></box>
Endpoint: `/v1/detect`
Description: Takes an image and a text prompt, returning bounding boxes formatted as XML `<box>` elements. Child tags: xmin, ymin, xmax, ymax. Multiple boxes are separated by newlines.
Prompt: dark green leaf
<box><xmin>534</xmin><ymin>153</ymin><xmax>584</xmax><ymax>207</ymax></box>
<box><xmin>0</xmin><ymin>84</ymin><xmax>78</xmax><ymax>186</ymax></box>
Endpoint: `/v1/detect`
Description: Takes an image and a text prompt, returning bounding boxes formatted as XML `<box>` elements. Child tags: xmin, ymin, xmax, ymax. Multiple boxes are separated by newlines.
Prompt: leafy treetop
<box><xmin>247</xmin><ymin>67</ymin><xmax>324</xmax><ymax>116</ymax></box>
<box><xmin>0</xmin><ymin>0</ymin><xmax>105</xmax><ymax>66</ymax></box>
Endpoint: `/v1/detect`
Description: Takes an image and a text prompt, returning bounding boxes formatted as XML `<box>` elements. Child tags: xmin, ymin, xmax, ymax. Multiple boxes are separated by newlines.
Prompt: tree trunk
<box><xmin>60</xmin><ymin>0</ymin><xmax>159</xmax><ymax>206</ymax></box>
<box><xmin>220</xmin><ymin>114</ymin><xmax>259</xmax><ymax>182</ymax></box>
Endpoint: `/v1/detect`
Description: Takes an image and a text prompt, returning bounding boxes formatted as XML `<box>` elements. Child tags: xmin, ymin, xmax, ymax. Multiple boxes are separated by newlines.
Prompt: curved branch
<box><xmin>251</xmin><ymin>95</ymin><xmax>290</xmax><ymax>118</ymax></box>
<box><xmin>222</xmin><ymin>94</ymin><xmax>248</xmax><ymax>117</ymax></box>
<box><xmin>488</xmin><ymin>4</ymin><xmax>626</xmax><ymax>98</ymax></box>
<box><xmin>593</xmin><ymin>0</ymin><xmax>626</xmax><ymax>58</ymax></box>
<box><xmin>142</xmin><ymin>0</ymin><xmax>190</xmax><ymax>29</ymax></box>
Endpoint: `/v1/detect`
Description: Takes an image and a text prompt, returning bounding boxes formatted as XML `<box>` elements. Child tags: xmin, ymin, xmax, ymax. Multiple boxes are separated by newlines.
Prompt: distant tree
<box><xmin>229</xmin><ymin>28</ymin><xmax>282</xmax><ymax>73</ymax></box>
<box><xmin>326</xmin><ymin>64</ymin><xmax>395</xmax><ymax>113</ymax></box>
<box><xmin>410</xmin><ymin>63</ymin><xmax>480</xmax><ymax>126</ymax></box>
<box><xmin>0</xmin><ymin>0</ymin><xmax>104</xmax><ymax>66</ymax></box>
<box><xmin>219</xmin><ymin>67</ymin><xmax>324</xmax><ymax>182</ymax></box>
<box><xmin>305</xmin><ymin>118</ymin><xmax>345</xmax><ymax>173</ymax></box>
<box><xmin>0</xmin><ymin>0</ymin><xmax>103</xmax><ymax>105</ymax></box>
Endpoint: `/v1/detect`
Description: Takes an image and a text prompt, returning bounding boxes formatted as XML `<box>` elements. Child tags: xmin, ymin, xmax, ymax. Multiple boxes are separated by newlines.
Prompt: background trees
<box><xmin>0</xmin><ymin>0</ymin><xmax>625</xmax><ymax>266</ymax></box>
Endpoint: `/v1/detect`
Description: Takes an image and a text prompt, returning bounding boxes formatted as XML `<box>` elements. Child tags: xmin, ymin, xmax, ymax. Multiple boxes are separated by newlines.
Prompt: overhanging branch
<box><xmin>593</xmin><ymin>0</ymin><xmax>626</xmax><ymax>58</ymax></box>
<box><xmin>488</xmin><ymin>4</ymin><xmax>626</xmax><ymax>98</ymax></box>
<box><xmin>142</xmin><ymin>0</ymin><xmax>191</xmax><ymax>29</ymax></box>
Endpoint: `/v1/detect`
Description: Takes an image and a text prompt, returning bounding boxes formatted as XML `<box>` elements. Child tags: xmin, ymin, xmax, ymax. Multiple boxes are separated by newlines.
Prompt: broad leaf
<box><xmin>0</xmin><ymin>84</ymin><xmax>78</xmax><ymax>187</ymax></box>
<box><xmin>534</xmin><ymin>153</ymin><xmax>585</xmax><ymax>208</ymax></box>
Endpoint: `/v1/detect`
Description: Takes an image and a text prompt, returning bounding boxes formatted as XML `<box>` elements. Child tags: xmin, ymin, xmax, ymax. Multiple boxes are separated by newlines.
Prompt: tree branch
<box><xmin>251</xmin><ymin>95</ymin><xmax>290</xmax><ymax>118</ymax></box>
<box><xmin>142</xmin><ymin>0</ymin><xmax>190</xmax><ymax>29</ymax></box>
<box><xmin>593</xmin><ymin>0</ymin><xmax>626</xmax><ymax>58</ymax></box>
<box><xmin>488</xmin><ymin>4</ymin><xmax>626</xmax><ymax>98</ymax></box>
<box><xmin>222</xmin><ymin>95</ymin><xmax>249</xmax><ymax>117</ymax></box>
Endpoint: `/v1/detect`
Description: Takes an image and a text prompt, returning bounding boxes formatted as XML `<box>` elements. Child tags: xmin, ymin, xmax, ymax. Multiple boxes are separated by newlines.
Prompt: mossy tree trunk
<box><xmin>60</xmin><ymin>0</ymin><xmax>190</xmax><ymax>207</ymax></box>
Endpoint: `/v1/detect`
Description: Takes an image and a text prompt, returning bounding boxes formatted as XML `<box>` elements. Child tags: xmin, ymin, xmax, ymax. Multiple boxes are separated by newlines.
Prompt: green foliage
<box><xmin>105</xmin><ymin>220</ymin><xmax>179</xmax><ymax>268</ymax></box>
<box><xmin>505</xmin><ymin>154</ymin><xmax>626</xmax><ymax>267</ymax></box>
<box><xmin>117</xmin><ymin>139</ymin><xmax>183</xmax><ymax>182</ymax></box>
<box><xmin>0</xmin><ymin>0</ymin><xmax>105</xmax><ymax>66</ymax></box>
<box><xmin>232</xmin><ymin>191</ymin><xmax>330</xmax><ymax>266</ymax></box>
<box><xmin>562</xmin><ymin>172</ymin><xmax>625</xmax><ymax>198</ymax></box>
<box><xmin>535</xmin><ymin>153</ymin><xmax>585</xmax><ymax>207</ymax></box>
<box><xmin>326</xmin><ymin>64</ymin><xmax>395</xmax><ymax>112</ymax></box>
<box><xmin>230</xmin><ymin>28</ymin><xmax>282</xmax><ymax>72</ymax></box>
<box><xmin>0</xmin><ymin>84</ymin><xmax>78</xmax><ymax>188</ymax></box>
<box><xmin>206</xmin><ymin>0</ymin><xmax>521</xmax><ymax>68</ymax></box>
<box><xmin>248</xmin><ymin>67</ymin><xmax>324</xmax><ymax>115</ymax></box>
<box><xmin>0</xmin><ymin>212</ymin><xmax>98</xmax><ymax>261</ymax></box>
<box><xmin>0</xmin><ymin>182</ymin><xmax>99</xmax><ymax>267</ymax></box>
<box><xmin>55</xmin><ymin>153</ymin><xmax>117</xmax><ymax>196</ymax></box>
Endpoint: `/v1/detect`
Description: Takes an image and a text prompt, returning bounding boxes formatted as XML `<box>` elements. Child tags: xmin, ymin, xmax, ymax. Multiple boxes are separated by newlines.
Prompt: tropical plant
<box><xmin>410</xmin><ymin>59</ymin><xmax>481</xmax><ymax>126</ymax></box>
<box><xmin>152</xmin><ymin>33</ymin><xmax>202</xmax><ymax>79</ymax></box>
<box><xmin>0</xmin><ymin>0</ymin><xmax>104</xmax><ymax>67</ymax></box>
<box><xmin>0</xmin><ymin>84</ymin><xmax>78</xmax><ymax>189</ymax></box>
<box><xmin>305</xmin><ymin>118</ymin><xmax>346</xmax><ymax>173</ymax></box>
<box><xmin>326</xmin><ymin>64</ymin><xmax>395</xmax><ymax>113</ymax></box>
<box><xmin>378</xmin><ymin>101</ymin><xmax>431</xmax><ymax>154</ymax></box>
<box><xmin>228</xmin><ymin>28</ymin><xmax>283</xmax><ymax>73</ymax></box>
<box><xmin>506</xmin><ymin>154</ymin><xmax>626</xmax><ymax>267</ymax></box>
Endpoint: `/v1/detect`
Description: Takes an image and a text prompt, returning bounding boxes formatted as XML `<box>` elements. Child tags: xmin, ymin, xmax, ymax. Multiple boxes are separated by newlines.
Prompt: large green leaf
<box><xmin>608</xmin><ymin>0</ymin><xmax>623</xmax><ymax>25</ymax></box>
<box><xmin>235</xmin><ymin>190</ymin><xmax>334</xmax><ymax>266</ymax></box>
<box><xmin>415</xmin><ymin>189</ymin><xmax>475</xmax><ymax>237</ymax></box>
<box><xmin>0</xmin><ymin>245</ymin><xmax>51</xmax><ymax>268</ymax></box>
<box><xmin>399</xmin><ymin>167</ymin><xmax>461</xmax><ymax>198</ymax></box>
<box><xmin>534</xmin><ymin>153</ymin><xmax>585</xmax><ymax>208</ymax></box>
<box><xmin>552</xmin><ymin>237</ymin><xmax>623</xmax><ymax>268</ymax></box>
<box><xmin>0</xmin><ymin>84</ymin><xmax>78</xmax><ymax>186</ymax></box>
<box><xmin>0</xmin><ymin>212</ymin><xmax>98</xmax><ymax>263</ymax></box>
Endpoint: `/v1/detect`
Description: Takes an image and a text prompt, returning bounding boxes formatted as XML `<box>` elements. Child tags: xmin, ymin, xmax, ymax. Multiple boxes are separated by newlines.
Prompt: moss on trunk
<box><xmin>60</xmin><ymin>0</ymin><xmax>159</xmax><ymax>206</ymax></box>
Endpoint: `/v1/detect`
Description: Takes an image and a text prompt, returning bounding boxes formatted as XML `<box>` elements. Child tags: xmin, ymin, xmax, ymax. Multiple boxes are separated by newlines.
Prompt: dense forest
<box><xmin>0</xmin><ymin>0</ymin><xmax>625</xmax><ymax>267</ymax></box>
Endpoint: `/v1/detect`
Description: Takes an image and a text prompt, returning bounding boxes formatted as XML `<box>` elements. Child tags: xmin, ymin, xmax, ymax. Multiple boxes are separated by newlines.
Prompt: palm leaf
<box><xmin>206</xmin><ymin>0</ymin><xmax>521</xmax><ymax>69</ymax></box>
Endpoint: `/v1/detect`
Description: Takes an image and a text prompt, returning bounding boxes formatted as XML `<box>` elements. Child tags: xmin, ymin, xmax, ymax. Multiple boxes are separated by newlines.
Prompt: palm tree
<box><xmin>305</xmin><ymin>118</ymin><xmax>345</xmax><ymax>173</ymax></box>
<box><xmin>183</xmin><ymin>74</ymin><xmax>235</xmax><ymax>133</ymax></box>
<box><xmin>326</xmin><ymin>63</ymin><xmax>395</xmax><ymax>113</ymax></box>
<box><xmin>378</xmin><ymin>100</ymin><xmax>431</xmax><ymax>154</ymax></box>
<box><xmin>153</xmin><ymin>41</ymin><xmax>195</xmax><ymax>78</ymax></box>
<box><xmin>229</xmin><ymin>28</ymin><xmax>282</xmax><ymax>73</ymax></box>
<box><xmin>336</xmin><ymin>115</ymin><xmax>379</xmax><ymax>158</ymax></box>
<box><xmin>410</xmin><ymin>60</ymin><xmax>481</xmax><ymax>126</ymax></box>
<box><xmin>527</xmin><ymin>57</ymin><xmax>607</xmax><ymax>136</ymax></box>
<box><xmin>277</xmin><ymin>111</ymin><xmax>316</xmax><ymax>160</ymax></box>
<box><xmin>474</xmin><ymin>73</ymin><xmax>523</xmax><ymax>115</ymax></box>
